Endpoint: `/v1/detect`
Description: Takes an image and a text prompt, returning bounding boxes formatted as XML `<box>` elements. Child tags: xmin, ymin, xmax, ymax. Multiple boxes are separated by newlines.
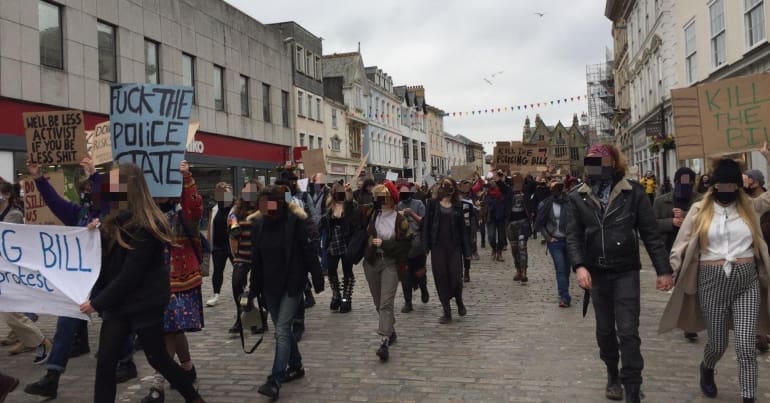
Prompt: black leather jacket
<box><xmin>565</xmin><ymin>178</ymin><xmax>672</xmax><ymax>275</ymax></box>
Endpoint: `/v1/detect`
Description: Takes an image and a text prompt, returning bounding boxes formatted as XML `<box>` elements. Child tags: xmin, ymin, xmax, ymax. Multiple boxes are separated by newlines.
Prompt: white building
<box><xmin>445</xmin><ymin>133</ymin><xmax>467</xmax><ymax>171</ymax></box>
<box><xmin>323</xmin><ymin>97</ymin><xmax>355</xmax><ymax>182</ymax></box>
<box><xmin>365</xmin><ymin>66</ymin><xmax>403</xmax><ymax>175</ymax></box>
<box><xmin>394</xmin><ymin>86</ymin><xmax>428</xmax><ymax>184</ymax></box>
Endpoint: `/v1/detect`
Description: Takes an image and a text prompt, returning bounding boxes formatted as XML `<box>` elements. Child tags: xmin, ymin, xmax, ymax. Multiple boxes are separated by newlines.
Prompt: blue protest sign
<box><xmin>109</xmin><ymin>84</ymin><xmax>194</xmax><ymax>197</ymax></box>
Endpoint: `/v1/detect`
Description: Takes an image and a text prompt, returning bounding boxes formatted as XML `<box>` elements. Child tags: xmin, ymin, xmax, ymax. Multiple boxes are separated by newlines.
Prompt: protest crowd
<box><xmin>2</xmin><ymin>85</ymin><xmax>770</xmax><ymax>403</ymax></box>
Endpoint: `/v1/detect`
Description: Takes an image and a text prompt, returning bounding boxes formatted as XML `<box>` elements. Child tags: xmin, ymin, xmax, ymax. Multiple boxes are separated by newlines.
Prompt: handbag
<box><xmin>238</xmin><ymin>293</ymin><xmax>265</xmax><ymax>354</ymax></box>
<box><xmin>345</xmin><ymin>228</ymin><xmax>368</xmax><ymax>265</ymax></box>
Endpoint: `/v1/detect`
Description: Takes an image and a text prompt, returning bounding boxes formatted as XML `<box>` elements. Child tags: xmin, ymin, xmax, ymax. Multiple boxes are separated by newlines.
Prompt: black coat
<box><xmin>422</xmin><ymin>199</ymin><xmax>471</xmax><ymax>259</ymax></box>
<box><xmin>91</xmin><ymin>219</ymin><xmax>170</xmax><ymax>326</ymax></box>
<box><xmin>319</xmin><ymin>200</ymin><xmax>358</xmax><ymax>249</ymax></box>
<box><xmin>565</xmin><ymin>179</ymin><xmax>672</xmax><ymax>275</ymax></box>
<box><xmin>249</xmin><ymin>203</ymin><xmax>324</xmax><ymax>299</ymax></box>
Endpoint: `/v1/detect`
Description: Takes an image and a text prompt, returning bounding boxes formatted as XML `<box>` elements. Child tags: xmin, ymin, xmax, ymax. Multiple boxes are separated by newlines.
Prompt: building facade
<box><xmin>426</xmin><ymin>104</ymin><xmax>446</xmax><ymax>176</ymax></box>
<box><xmin>0</xmin><ymin>0</ymin><xmax>295</xmax><ymax>197</ymax></box>
<box><xmin>364</xmin><ymin>66</ymin><xmax>402</xmax><ymax>175</ymax></box>
<box><xmin>394</xmin><ymin>85</ymin><xmax>429</xmax><ymax>184</ymax></box>
<box><xmin>323</xmin><ymin>97</ymin><xmax>355</xmax><ymax>182</ymax></box>
<box><xmin>445</xmin><ymin>133</ymin><xmax>467</xmax><ymax>171</ymax></box>
<box><xmin>605</xmin><ymin>0</ymin><xmax>633</xmax><ymax>160</ymax></box>
<box><xmin>523</xmin><ymin>114</ymin><xmax>589</xmax><ymax>176</ymax></box>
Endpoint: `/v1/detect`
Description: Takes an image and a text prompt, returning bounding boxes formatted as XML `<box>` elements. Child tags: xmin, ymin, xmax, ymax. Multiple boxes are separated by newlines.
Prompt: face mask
<box><xmin>743</xmin><ymin>186</ymin><xmax>753</xmax><ymax>195</ymax></box>
<box><xmin>399</xmin><ymin>192</ymin><xmax>411</xmax><ymax>201</ymax></box>
<box><xmin>260</xmin><ymin>198</ymin><xmax>285</xmax><ymax>221</ymax></box>
<box><xmin>159</xmin><ymin>200</ymin><xmax>176</xmax><ymax>213</ymax></box>
<box><xmin>715</xmin><ymin>190</ymin><xmax>738</xmax><ymax>204</ymax></box>
<box><xmin>333</xmin><ymin>192</ymin><xmax>346</xmax><ymax>202</ymax></box>
<box><xmin>373</xmin><ymin>196</ymin><xmax>386</xmax><ymax>211</ymax></box>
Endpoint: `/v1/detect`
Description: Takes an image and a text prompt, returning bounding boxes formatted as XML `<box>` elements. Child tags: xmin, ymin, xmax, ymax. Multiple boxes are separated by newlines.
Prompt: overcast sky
<box><xmin>225</xmin><ymin>0</ymin><xmax>612</xmax><ymax>153</ymax></box>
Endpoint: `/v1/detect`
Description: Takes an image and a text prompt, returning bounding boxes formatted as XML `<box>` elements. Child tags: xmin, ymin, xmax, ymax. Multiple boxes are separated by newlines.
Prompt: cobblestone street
<box><xmin>4</xmin><ymin>238</ymin><xmax>770</xmax><ymax>402</ymax></box>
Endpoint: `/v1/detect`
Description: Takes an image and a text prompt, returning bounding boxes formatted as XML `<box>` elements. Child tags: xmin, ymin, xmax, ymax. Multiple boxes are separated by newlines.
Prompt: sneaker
<box><xmin>280</xmin><ymin>366</ymin><xmax>305</xmax><ymax>383</ymax></box>
<box><xmin>205</xmin><ymin>294</ymin><xmax>220</xmax><ymax>307</ymax></box>
<box><xmin>33</xmin><ymin>338</ymin><xmax>52</xmax><ymax>364</ymax></box>
<box><xmin>376</xmin><ymin>342</ymin><xmax>389</xmax><ymax>362</ymax></box>
<box><xmin>116</xmin><ymin>360</ymin><xmax>138</xmax><ymax>384</ymax></box>
<box><xmin>559</xmin><ymin>300</ymin><xmax>571</xmax><ymax>308</ymax></box>
<box><xmin>257</xmin><ymin>379</ymin><xmax>280</xmax><ymax>400</ymax></box>
<box><xmin>141</xmin><ymin>387</ymin><xmax>164</xmax><ymax>403</ymax></box>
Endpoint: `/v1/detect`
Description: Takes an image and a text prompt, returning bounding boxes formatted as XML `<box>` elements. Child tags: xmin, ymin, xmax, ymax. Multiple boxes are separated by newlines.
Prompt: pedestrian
<box><xmin>508</xmin><ymin>173</ymin><xmax>532</xmax><ymax>283</ymax></box>
<box><xmin>652</xmin><ymin>167</ymin><xmax>702</xmax><ymax>342</ymax></box>
<box><xmin>320</xmin><ymin>182</ymin><xmax>357</xmax><ymax>313</ymax></box>
<box><xmin>566</xmin><ymin>143</ymin><xmax>673</xmax><ymax>403</ymax></box>
<box><xmin>534</xmin><ymin>179</ymin><xmax>572</xmax><ymax>307</ymax></box>
<box><xmin>422</xmin><ymin>178</ymin><xmax>471</xmax><ymax>324</ymax></box>
<box><xmin>79</xmin><ymin>162</ymin><xmax>205</xmax><ymax>403</ymax></box>
<box><xmin>660</xmin><ymin>156</ymin><xmax>770</xmax><ymax>403</ymax></box>
<box><xmin>396</xmin><ymin>181</ymin><xmax>429</xmax><ymax>313</ymax></box>
<box><xmin>143</xmin><ymin>160</ymin><xmax>206</xmax><ymax>403</ymax></box>
<box><xmin>485</xmin><ymin>173</ymin><xmax>508</xmax><ymax>262</ymax></box>
<box><xmin>363</xmin><ymin>181</ymin><xmax>412</xmax><ymax>360</ymax></box>
<box><xmin>640</xmin><ymin>172</ymin><xmax>658</xmax><ymax>204</ymax></box>
<box><xmin>744</xmin><ymin>169</ymin><xmax>770</xmax><ymax>353</ymax></box>
<box><xmin>696</xmin><ymin>173</ymin><xmax>711</xmax><ymax>194</ymax></box>
<box><xmin>660</xmin><ymin>177</ymin><xmax>672</xmax><ymax>195</ymax></box>
<box><xmin>247</xmin><ymin>185</ymin><xmax>324</xmax><ymax>400</ymax></box>
<box><xmin>0</xmin><ymin>371</ymin><xmax>18</xmax><ymax>403</ymax></box>
<box><xmin>474</xmin><ymin>179</ymin><xmax>488</xmax><ymax>249</ymax></box>
<box><xmin>206</xmin><ymin>182</ymin><xmax>234</xmax><ymax>308</ymax></box>
<box><xmin>228</xmin><ymin>180</ymin><xmax>265</xmax><ymax>335</ymax></box>
<box><xmin>458</xmin><ymin>180</ymin><xmax>478</xmax><ymax>280</ymax></box>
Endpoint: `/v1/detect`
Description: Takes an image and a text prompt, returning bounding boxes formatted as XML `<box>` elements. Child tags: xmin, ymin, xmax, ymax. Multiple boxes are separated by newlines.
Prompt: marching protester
<box><xmin>364</xmin><ymin>182</ymin><xmax>412</xmax><ymax>360</ymax></box>
<box><xmin>652</xmin><ymin>167</ymin><xmax>701</xmax><ymax>342</ymax></box>
<box><xmin>660</xmin><ymin>156</ymin><xmax>770</xmax><ymax>403</ymax></box>
<box><xmin>696</xmin><ymin>173</ymin><xmax>711</xmax><ymax>194</ymax></box>
<box><xmin>423</xmin><ymin>178</ymin><xmax>471</xmax><ymax>324</ymax></box>
<box><xmin>79</xmin><ymin>162</ymin><xmax>205</xmax><ymax>403</ymax></box>
<box><xmin>640</xmin><ymin>172</ymin><xmax>657</xmax><ymax>204</ymax></box>
<box><xmin>508</xmin><ymin>174</ymin><xmax>532</xmax><ymax>283</ymax></box>
<box><xmin>485</xmin><ymin>173</ymin><xmax>509</xmax><ymax>262</ymax></box>
<box><xmin>474</xmin><ymin>178</ymin><xmax>488</xmax><ymax>249</ymax></box>
<box><xmin>534</xmin><ymin>179</ymin><xmax>571</xmax><ymax>307</ymax></box>
<box><xmin>566</xmin><ymin>144</ymin><xmax>673</xmax><ymax>403</ymax></box>
<box><xmin>744</xmin><ymin>170</ymin><xmax>770</xmax><ymax>352</ymax></box>
<box><xmin>143</xmin><ymin>160</ymin><xmax>205</xmax><ymax>403</ymax></box>
<box><xmin>459</xmin><ymin>180</ymin><xmax>478</xmax><ymax>281</ymax></box>
<box><xmin>396</xmin><ymin>181</ymin><xmax>429</xmax><ymax>313</ymax></box>
<box><xmin>247</xmin><ymin>185</ymin><xmax>324</xmax><ymax>400</ymax></box>
<box><xmin>206</xmin><ymin>182</ymin><xmax>234</xmax><ymax>308</ymax></box>
<box><xmin>320</xmin><ymin>182</ymin><xmax>357</xmax><ymax>313</ymax></box>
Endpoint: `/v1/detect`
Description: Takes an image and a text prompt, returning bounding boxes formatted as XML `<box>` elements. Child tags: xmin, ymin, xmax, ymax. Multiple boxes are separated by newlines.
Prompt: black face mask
<box><xmin>399</xmin><ymin>192</ymin><xmax>411</xmax><ymax>201</ymax></box>
<box><xmin>333</xmin><ymin>192</ymin><xmax>346</xmax><ymax>202</ymax></box>
<box><xmin>374</xmin><ymin>196</ymin><xmax>386</xmax><ymax>211</ymax></box>
<box><xmin>159</xmin><ymin>200</ymin><xmax>176</xmax><ymax>213</ymax></box>
<box><xmin>715</xmin><ymin>190</ymin><xmax>738</xmax><ymax>204</ymax></box>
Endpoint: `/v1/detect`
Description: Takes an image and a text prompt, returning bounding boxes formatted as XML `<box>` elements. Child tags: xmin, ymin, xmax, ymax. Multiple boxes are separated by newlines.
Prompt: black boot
<box><xmin>339</xmin><ymin>276</ymin><xmax>354</xmax><ymax>313</ymax></box>
<box><xmin>743</xmin><ymin>398</ymin><xmax>754</xmax><ymax>403</ymax></box>
<box><xmin>328</xmin><ymin>272</ymin><xmax>341</xmax><ymax>311</ymax></box>
<box><xmin>605</xmin><ymin>366</ymin><xmax>622</xmax><ymax>401</ymax></box>
<box><xmin>463</xmin><ymin>267</ymin><xmax>470</xmax><ymax>282</ymax></box>
<box><xmin>24</xmin><ymin>369</ymin><xmax>60</xmax><ymax>398</ymax></box>
<box><xmin>699</xmin><ymin>362</ymin><xmax>717</xmax><ymax>398</ymax></box>
<box><xmin>304</xmin><ymin>285</ymin><xmax>316</xmax><ymax>309</ymax></box>
<box><xmin>141</xmin><ymin>387</ymin><xmax>164</xmax><ymax>403</ymax></box>
<box><xmin>439</xmin><ymin>307</ymin><xmax>452</xmax><ymax>324</ymax></box>
<box><xmin>623</xmin><ymin>384</ymin><xmax>640</xmax><ymax>403</ymax></box>
<box><xmin>115</xmin><ymin>359</ymin><xmax>138</xmax><ymax>383</ymax></box>
<box><xmin>401</xmin><ymin>279</ymin><xmax>413</xmax><ymax>313</ymax></box>
<box><xmin>456</xmin><ymin>294</ymin><xmax>467</xmax><ymax>317</ymax></box>
<box><xmin>419</xmin><ymin>279</ymin><xmax>429</xmax><ymax>303</ymax></box>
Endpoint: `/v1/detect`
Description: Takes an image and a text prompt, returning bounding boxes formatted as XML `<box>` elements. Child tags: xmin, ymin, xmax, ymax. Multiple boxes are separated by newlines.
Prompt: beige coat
<box><xmin>658</xmin><ymin>191</ymin><xmax>770</xmax><ymax>334</ymax></box>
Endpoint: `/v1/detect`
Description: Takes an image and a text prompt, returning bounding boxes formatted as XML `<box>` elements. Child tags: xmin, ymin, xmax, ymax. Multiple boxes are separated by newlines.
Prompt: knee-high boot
<box><xmin>328</xmin><ymin>272</ymin><xmax>341</xmax><ymax>311</ymax></box>
<box><xmin>339</xmin><ymin>275</ymin><xmax>355</xmax><ymax>313</ymax></box>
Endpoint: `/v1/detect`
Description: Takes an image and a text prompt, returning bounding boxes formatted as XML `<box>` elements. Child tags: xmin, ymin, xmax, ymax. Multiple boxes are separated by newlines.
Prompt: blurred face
<box><xmin>215</xmin><ymin>184</ymin><xmax>234</xmax><ymax>204</ymax></box>
<box><xmin>241</xmin><ymin>183</ymin><xmax>259</xmax><ymax>202</ymax></box>
<box><xmin>106</xmin><ymin>169</ymin><xmax>129</xmax><ymax>210</ymax></box>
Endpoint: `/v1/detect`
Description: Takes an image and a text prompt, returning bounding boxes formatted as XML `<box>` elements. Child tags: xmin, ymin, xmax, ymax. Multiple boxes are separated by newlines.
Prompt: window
<box><xmin>685</xmin><ymin>22</ymin><xmax>697</xmax><ymax>83</ymax></box>
<box><xmin>299</xmin><ymin>133</ymin><xmax>305</xmax><ymax>147</ymax></box>
<box><xmin>710</xmin><ymin>0</ymin><xmax>726</xmax><ymax>68</ymax></box>
<box><xmin>39</xmin><ymin>1</ymin><xmax>63</xmax><ymax>69</ymax></box>
<box><xmin>421</xmin><ymin>143</ymin><xmax>427</xmax><ymax>162</ymax></box>
<box><xmin>316</xmin><ymin>98</ymin><xmax>321</xmax><ymax>122</ymax></box>
<box><xmin>239</xmin><ymin>75</ymin><xmax>249</xmax><ymax>116</ymax></box>
<box><xmin>262</xmin><ymin>84</ymin><xmax>271</xmax><ymax>122</ymax></box>
<box><xmin>318</xmin><ymin>138</ymin><xmax>323</xmax><ymax>150</ymax></box>
<box><xmin>281</xmin><ymin>90</ymin><xmax>289</xmax><ymax>127</ymax></box>
<box><xmin>309</xmin><ymin>135</ymin><xmax>314</xmax><ymax>149</ymax></box>
<box><xmin>295</xmin><ymin>45</ymin><xmax>304</xmax><ymax>73</ymax></box>
<box><xmin>332</xmin><ymin>108</ymin><xmax>338</xmax><ymax>129</ymax></box>
<box><xmin>745</xmin><ymin>0</ymin><xmax>766</xmax><ymax>48</ymax></box>
<box><xmin>307</xmin><ymin>96</ymin><xmax>313</xmax><ymax>120</ymax></box>
<box><xmin>97</xmin><ymin>21</ymin><xmax>117</xmax><ymax>81</ymax></box>
<box><xmin>145</xmin><ymin>40</ymin><xmax>159</xmax><ymax>84</ymax></box>
<box><xmin>213</xmin><ymin>65</ymin><xmax>224</xmax><ymax>111</ymax></box>
<box><xmin>182</xmin><ymin>53</ymin><xmax>195</xmax><ymax>101</ymax></box>
<box><xmin>305</xmin><ymin>50</ymin><xmax>312</xmax><ymax>76</ymax></box>
<box><xmin>331</xmin><ymin>136</ymin><xmax>341</xmax><ymax>152</ymax></box>
<box><xmin>315</xmin><ymin>55</ymin><xmax>321</xmax><ymax>80</ymax></box>
<box><xmin>297</xmin><ymin>91</ymin><xmax>304</xmax><ymax>116</ymax></box>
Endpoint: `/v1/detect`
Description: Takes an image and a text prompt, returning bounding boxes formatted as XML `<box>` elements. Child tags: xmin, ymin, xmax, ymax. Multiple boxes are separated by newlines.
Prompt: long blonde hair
<box><xmin>692</xmin><ymin>188</ymin><xmax>763</xmax><ymax>255</ymax></box>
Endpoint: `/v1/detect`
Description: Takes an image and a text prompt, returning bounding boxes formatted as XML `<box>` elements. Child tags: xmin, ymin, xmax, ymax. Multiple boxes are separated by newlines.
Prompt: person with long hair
<box><xmin>660</xmin><ymin>156</ymin><xmax>770</xmax><ymax>403</ymax></box>
<box><xmin>364</xmin><ymin>182</ymin><xmax>412</xmax><ymax>361</ymax></box>
<box><xmin>422</xmin><ymin>178</ymin><xmax>471</xmax><ymax>324</ymax></box>
<box><xmin>79</xmin><ymin>163</ymin><xmax>205</xmax><ymax>403</ymax></box>
<box><xmin>247</xmin><ymin>185</ymin><xmax>324</xmax><ymax>400</ymax></box>
<box><xmin>566</xmin><ymin>144</ymin><xmax>673</xmax><ymax>403</ymax></box>
<box><xmin>206</xmin><ymin>182</ymin><xmax>234</xmax><ymax>307</ymax></box>
<box><xmin>534</xmin><ymin>179</ymin><xmax>572</xmax><ymax>307</ymax></box>
<box><xmin>320</xmin><ymin>182</ymin><xmax>356</xmax><ymax>313</ymax></box>
<box><xmin>396</xmin><ymin>181</ymin><xmax>429</xmax><ymax>313</ymax></box>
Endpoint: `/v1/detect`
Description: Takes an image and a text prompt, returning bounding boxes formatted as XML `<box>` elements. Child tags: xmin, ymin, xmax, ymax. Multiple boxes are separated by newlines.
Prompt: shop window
<box><xmin>182</xmin><ymin>53</ymin><xmax>195</xmax><ymax>102</ymax></box>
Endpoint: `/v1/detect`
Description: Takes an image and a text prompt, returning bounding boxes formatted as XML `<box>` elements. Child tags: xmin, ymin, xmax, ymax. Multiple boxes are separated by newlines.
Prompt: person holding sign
<box><xmin>79</xmin><ymin>163</ymin><xmax>206</xmax><ymax>403</ymax></box>
<box><xmin>660</xmin><ymin>155</ymin><xmax>770</xmax><ymax>403</ymax></box>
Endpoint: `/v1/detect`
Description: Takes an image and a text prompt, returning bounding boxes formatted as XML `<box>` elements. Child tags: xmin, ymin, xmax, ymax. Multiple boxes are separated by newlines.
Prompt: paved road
<box><xmin>3</xmin><ymin>237</ymin><xmax>770</xmax><ymax>402</ymax></box>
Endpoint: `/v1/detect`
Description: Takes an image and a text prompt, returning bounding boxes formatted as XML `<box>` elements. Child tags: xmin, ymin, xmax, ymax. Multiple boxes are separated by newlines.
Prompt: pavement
<box><xmin>3</xmin><ymin>236</ymin><xmax>770</xmax><ymax>402</ymax></box>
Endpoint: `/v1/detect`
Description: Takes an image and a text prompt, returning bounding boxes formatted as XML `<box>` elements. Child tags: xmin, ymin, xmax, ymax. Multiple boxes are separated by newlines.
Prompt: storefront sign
<box><xmin>110</xmin><ymin>84</ymin><xmax>194</xmax><ymax>197</ymax></box>
<box><xmin>23</xmin><ymin>110</ymin><xmax>87</xmax><ymax>165</ymax></box>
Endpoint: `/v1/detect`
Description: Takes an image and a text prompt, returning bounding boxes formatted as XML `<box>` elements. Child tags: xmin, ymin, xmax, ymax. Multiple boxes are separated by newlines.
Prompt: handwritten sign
<box><xmin>23</xmin><ymin>110</ymin><xmax>87</xmax><ymax>165</ymax></box>
<box><xmin>493</xmin><ymin>142</ymin><xmax>549</xmax><ymax>173</ymax></box>
<box><xmin>451</xmin><ymin>164</ymin><xmax>476</xmax><ymax>181</ymax></box>
<box><xmin>301</xmin><ymin>149</ymin><xmax>327</xmax><ymax>176</ymax></box>
<box><xmin>671</xmin><ymin>72</ymin><xmax>770</xmax><ymax>159</ymax></box>
<box><xmin>22</xmin><ymin>175</ymin><xmax>63</xmax><ymax>225</ymax></box>
<box><xmin>386</xmin><ymin>171</ymin><xmax>399</xmax><ymax>182</ymax></box>
<box><xmin>110</xmin><ymin>84</ymin><xmax>194</xmax><ymax>197</ymax></box>
<box><xmin>86</xmin><ymin>121</ymin><xmax>113</xmax><ymax>165</ymax></box>
<box><xmin>0</xmin><ymin>223</ymin><xmax>101</xmax><ymax>320</ymax></box>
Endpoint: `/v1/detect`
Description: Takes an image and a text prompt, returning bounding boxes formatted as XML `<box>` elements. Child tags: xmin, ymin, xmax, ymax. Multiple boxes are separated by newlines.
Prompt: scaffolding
<box><xmin>586</xmin><ymin>59</ymin><xmax>616</xmax><ymax>143</ymax></box>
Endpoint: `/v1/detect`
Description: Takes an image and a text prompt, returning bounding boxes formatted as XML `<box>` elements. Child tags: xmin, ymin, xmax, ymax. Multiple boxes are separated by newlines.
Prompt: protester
<box><xmin>364</xmin><ymin>182</ymin><xmax>411</xmax><ymax>360</ymax></box>
<box><xmin>485</xmin><ymin>173</ymin><xmax>509</xmax><ymax>262</ymax></box>
<box><xmin>744</xmin><ymin>169</ymin><xmax>770</xmax><ymax>352</ymax></box>
<box><xmin>508</xmin><ymin>174</ymin><xmax>532</xmax><ymax>283</ymax></box>
<box><xmin>534</xmin><ymin>179</ymin><xmax>571</xmax><ymax>307</ymax></box>
<box><xmin>696</xmin><ymin>173</ymin><xmax>711</xmax><ymax>194</ymax></box>
<box><xmin>246</xmin><ymin>185</ymin><xmax>324</xmax><ymax>400</ymax></box>
<box><xmin>422</xmin><ymin>178</ymin><xmax>471</xmax><ymax>324</ymax></box>
<box><xmin>206</xmin><ymin>182</ymin><xmax>234</xmax><ymax>307</ymax></box>
<box><xmin>396</xmin><ymin>181</ymin><xmax>429</xmax><ymax>313</ymax></box>
<box><xmin>458</xmin><ymin>180</ymin><xmax>478</xmax><ymax>280</ymax></box>
<box><xmin>476</xmin><ymin>181</ymin><xmax>488</xmax><ymax>249</ymax></box>
<box><xmin>142</xmin><ymin>160</ymin><xmax>205</xmax><ymax>403</ymax></box>
<box><xmin>640</xmin><ymin>172</ymin><xmax>657</xmax><ymax>204</ymax></box>
<box><xmin>566</xmin><ymin>144</ymin><xmax>673</xmax><ymax>403</ymax></box>
<box><xmin>660</xmin><ymin>177</ymin><xmax>672</xmax><ymax>195</ymax></box>
<box><xmin>79</xmin><ymin>162</ymin><xmax>205</xmax><ymax>403</ymax></box>
<box><xmin>320</xmin><ymin>182</ymin><xmax>357</xmax><ymax>313</ymax></box>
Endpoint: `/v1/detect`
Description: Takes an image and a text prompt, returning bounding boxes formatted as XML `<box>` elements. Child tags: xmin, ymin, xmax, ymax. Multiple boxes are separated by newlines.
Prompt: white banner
<box><xmin>0</xmin><ymin>223</ymin><xmax>101</xmax><ymax>320</ymax></box>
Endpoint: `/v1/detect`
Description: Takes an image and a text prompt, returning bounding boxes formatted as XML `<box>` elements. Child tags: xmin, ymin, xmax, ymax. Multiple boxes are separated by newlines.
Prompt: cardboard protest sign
<box><xmin>110</xmin><ymin>84</ymin><xmax>194</xmax><ymax>197</ymax></box>
<box><xmin>0</xmin><ymin>222</ymin><xmax>101</xmax><ymax>320</ymax></box>
<box><xmin>86</xmin><ymin>121</ymin><xmax>112</xmax><ymax>165</ymax></box>
<box><xmin>21</xmin><ymin>175</ymin><xmax>63</xmax><ymax>225</ymax></box>
<box><xmin>24</xmin><ymin>110</ymin><xmax>87</xmax><ymax>165</ymax></box>
<box><xmin>386</xmin><ymin>171</ymin><xmax>398</xmax><ymax>182</ymax></box>
<box><xmin>186</xmin><ymin>121</ymin><xmax>200</xmax><ymax>146</ymax></box>
<box><xmin>354</xmin><ymin>153</ymin><xmax>369</xmax><ymax>179</ymax></box>
<box><xmin>671</xmin><ymin>72</ymin><xmax>770</xmax><ymax>159</ymax></box>
<box><xmin>301</xmin><ymin>149</ymin><xmax>327</xmax><ymax>176</ymax></box>
<box><xmin>451</xmin><ymin>164</ymin><xmax>476</xmax><ymax>181</ymax></box>
<box><xmin>493</xmin><ymin>143</ymin><xmax>549</xmax><ymax>173</ymax></box>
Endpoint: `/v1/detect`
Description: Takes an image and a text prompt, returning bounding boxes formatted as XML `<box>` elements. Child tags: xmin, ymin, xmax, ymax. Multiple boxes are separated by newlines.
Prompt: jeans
<box><xmin>47</xmin><ymin>317</ymin><xmax>88</xmax><ymax>372</ymax></box>
<box><xmin>264</xmin><ymin>292</ymin><xmax>302</xmax><ymax>383</ymax></box>
<box><xmin>486</xmin><ymin>221</ymin><xmax>507</xmax><ymax>251</ymax></box>
<box><xmin>591</xmin><ymin>270</ymin><xmax>643</xmax><ymax>385</ymax></box>
<box><xmin>546</xmin><ymin>239</ymin><xmax>571</xmax><ymax>304</ymax></box>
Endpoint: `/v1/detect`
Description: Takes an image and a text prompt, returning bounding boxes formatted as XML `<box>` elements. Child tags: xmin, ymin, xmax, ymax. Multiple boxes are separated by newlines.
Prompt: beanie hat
<box><xmin>383</xmin><ymin>180</ymin><xmax>400</xmax><ymax>204</ymax></box>
<box><xmin>745</xmin><ymin>169</ymin><xmax>765</xmax><ymax>187</ymax></box>
<box><xmin>712</xmin><ymin>159</ymin><xmax>742</xmax><ymax>186</ymax></box>
<box><xmin>674</xmin><ymin>167</ymin><xmax>696</xmax><ymax>184</ymax></box>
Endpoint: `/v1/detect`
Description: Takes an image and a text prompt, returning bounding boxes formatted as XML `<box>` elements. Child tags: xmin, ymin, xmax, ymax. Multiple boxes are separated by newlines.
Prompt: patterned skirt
<box><xmin>163</xmin><ymin>287</ymin><xmax>204</xmax><ymax>333</ymax></box>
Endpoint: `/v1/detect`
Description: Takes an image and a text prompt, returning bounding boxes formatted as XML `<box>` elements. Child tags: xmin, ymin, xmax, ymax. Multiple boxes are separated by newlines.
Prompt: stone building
<box><xmin>523</xmin><ymin>114</ymin><xmax>589</xmax><ymax>176</ymax></box>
